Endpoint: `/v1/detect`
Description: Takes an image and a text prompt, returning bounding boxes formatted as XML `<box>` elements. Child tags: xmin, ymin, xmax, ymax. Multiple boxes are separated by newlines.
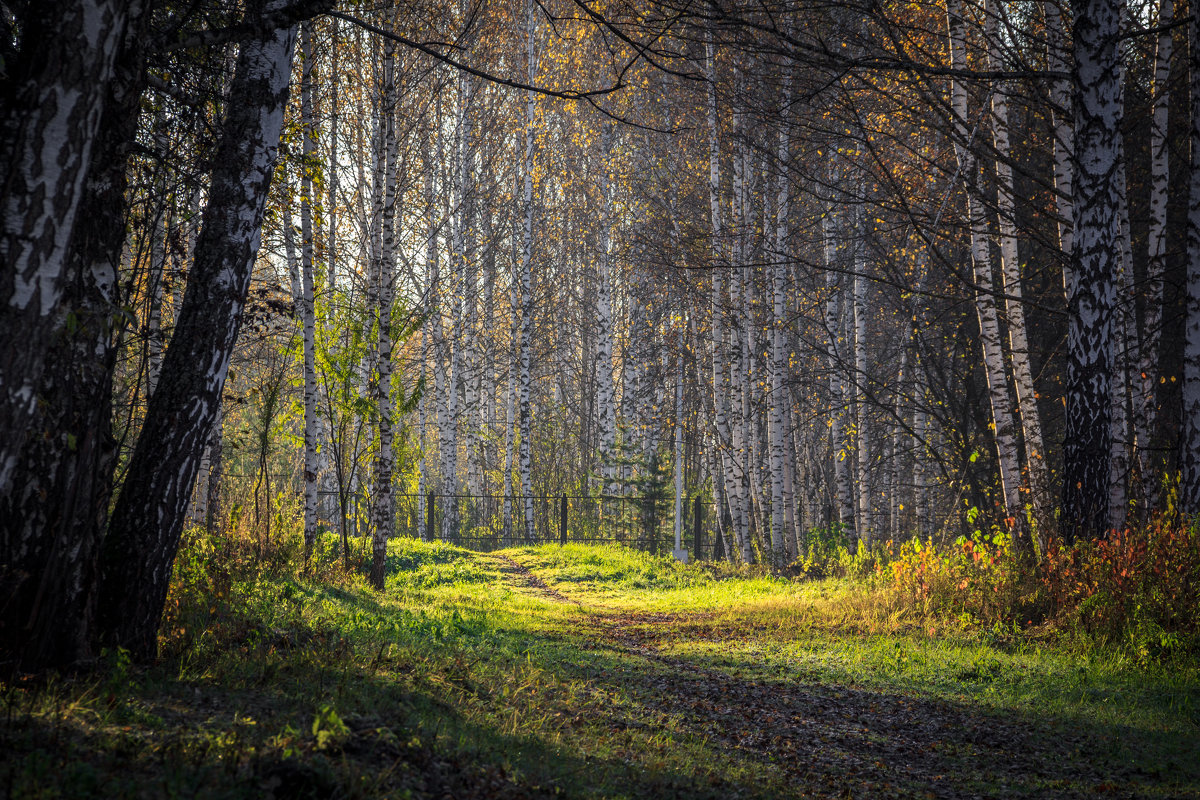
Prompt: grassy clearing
<box><xmin>2</xmin><ymin>537</ymin><xmax>1197</xmax><ymax>799</ymax></box>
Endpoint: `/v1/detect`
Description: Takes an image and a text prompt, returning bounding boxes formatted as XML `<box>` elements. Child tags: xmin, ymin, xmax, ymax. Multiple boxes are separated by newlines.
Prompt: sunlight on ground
<box><xmin>3</xmin><ymin>540</ymin><xmax>1197</xmax><ymax>799</ymax></box>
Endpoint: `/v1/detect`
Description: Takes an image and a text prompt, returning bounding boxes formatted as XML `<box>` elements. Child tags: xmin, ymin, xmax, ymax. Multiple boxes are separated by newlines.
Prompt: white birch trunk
<box><xmin>890</xmin><ymin>349</ymin><xmax>908</xmax><ymax>540</ymax></box>
<box><xmin>418</xmin><ymin>341</ymin><xmax>428</xmax><ymax>541</ymax></box>
<box><xmin>948</xmin><ymin>0</ymin><xmax>1023</xmax><ymax>525</ymax></box>
<box><xmin>705</xmin><ymin>36</ymin><xmax>744</xmax><ymax>558</ymax></box>
<box><xmin>0</xmin><ymin>0</ymin><xmax>130</xmax><ymax>494</ymax></box>
<box><xmin>1110</xmin><ymin>159</ymin><xmax>1134</xmax><ymax>530</ymax></box>
<box><xmin>1046</xmin><ymin>0</ymin><xmax>1076</xmax><ymax>292</ymax></box>
<box><xmin>914</xmin><ymin>402</ymin><xmax>929</xmax><ymax>540</ymax></box>
<box><xmin>989</xmin><ymin>10</ymin><xmax>1052</xmax><ymax>541</ymax></box>
<box><xmin>300</xmin><ymin>23</ymin><xmax>319</xmax><ymax>558</ymax></box>
<box><xmin>729</xmin><ymin>85</ymin><xmax>753</xmax><ymax>563</ymax></box>
<box><xmin>673</xmin><ymin>330</ymin><xmax>685</xmax><ymax>557</ymax></box>
<box><xmin>503</xmin><ymin>274</ymin><xmax>517</xmax><ymax>544</ymax></box>
<box><xmin>480</xmin><ymin>215</ymin><xmax>496</xmax><ymax>507</ymax></box>
<box><xmin>99</xmin><ymin>11</ymin><xmax>296</xmax><ymax>656</ymax></box>
<box><xmin>1180</xmin><ymin>2</ymin><xmax>1200</xmax><ymax>512</ymax></box>
<box><xmin>1137</xmin><ymin>0</ymin><xmax>1172</xmax><ymax>511</ymax></box>
<box><xmin>852</xmin><ymin>228</ymin><xmax>873</xmax><ymax>545</ymax></box>
<box><xmin>458</xmin><ymin>121</ymin><xmax>481</xmax><ymax>506</ymax></box>
<box><xmin>518</xmin><ymin>0</ymin><xmax>537</xmax><ymax>538</ymax></box>
<box><xmin>769</xmin><ymin>100</ymin><xmax>791</xmax><ymax>566</ymax></box>
<box><xmin>423</xmin><ymin>132</ymin><xmax>450</xmax><ymax>542</ymax></box>
<box><xmin>370</xmin><ymin>38</ymin><xmax>399</xmax><ymax>589</ymax></box>
<box><xmin>823</xmin><ymin>204</ymin><xmax>855</xmax><ymax>538</ymax></box>
<box><xmin>1063</xmin><ymin>0</ymin><xmax>1124</xmax><ymax>538</ymax></box>
<box><xmin>596</xmin><ymin>124</ymin><xmax>618</xmax><ymax>495</ymax></box>
<box><xmin>327</xmin><ymin>16</ymin><xmax>339</xmax><ymax>307</ymax></box>
<box><xmin>783</xmin><ymin>411</ymin><xmax>801</xmax><ymax>560</ymax></box>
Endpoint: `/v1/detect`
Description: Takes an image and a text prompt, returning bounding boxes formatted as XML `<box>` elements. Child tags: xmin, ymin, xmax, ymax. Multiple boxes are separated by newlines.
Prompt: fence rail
<box><xmin>317</xmin><ymin>490</ymin><xmax>724</xmax><ymax>559</ymax></box>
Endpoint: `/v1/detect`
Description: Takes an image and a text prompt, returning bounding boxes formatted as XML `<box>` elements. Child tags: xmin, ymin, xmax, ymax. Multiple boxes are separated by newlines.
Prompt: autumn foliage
<box><xmin>881</xmin><ymin>518</ymin><xmax>1200</xmax><ymax>661</ymax></box>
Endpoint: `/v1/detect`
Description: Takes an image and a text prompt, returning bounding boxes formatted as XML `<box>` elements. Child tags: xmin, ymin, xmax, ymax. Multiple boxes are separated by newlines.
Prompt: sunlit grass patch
<box><xmin>5</xmin><ymin>538</ymin><xmax>1198</xmax><ymax>799</ymax></box>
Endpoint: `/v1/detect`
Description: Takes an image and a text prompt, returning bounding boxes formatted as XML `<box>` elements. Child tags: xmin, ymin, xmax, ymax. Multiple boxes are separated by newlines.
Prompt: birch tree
<box><xmin>0</xmin><ymin>0</ymin><xmax>132</xmax><ymax>495</ymax></box>
<box><xmin>1062</xmin><ymin>0</ymin><xmax>1124</xmax><ymax>539</ymax></box>
<box><xmin>517</xmin><ymin>0</ymin><xmax>538</xmax><ymax>540</ymax></box>
<box><xmin>1180</xmin><ymin>0</ymin><xmax>1200</xmax><ymax>513</ymax></box>
<box><xmin>370</xmin><ymin>36</ymin><xmax>399</xmax><ymax>589</ymax></box>
<box><xmin>946</xmin><ymin>0</ymin><xmax>1023</xmax><ymax>527</ymax></box>
<box><xmin>1136</xmin><ymin>0</ymin><xmax>1173</xmax><ymax>511</ymax></box>
<box><xmin>299</xmin><ymin>22</ymin><xmax>321</xmax><ymax>560</ymax></box>
<box><xmin>769</xmin><ymin>82</ymin><xmax>792</xmax><ymax>565</ymax></box>
<box><xmin>987</xmin><ymin>2</ymin><xmax>1051</xmax><ymax>542</ymax></box>
<box><xmin>98</xmin><ymin>10</ymin><xmax>299</xmax><ymax>658</ymax></box>
<box><xmin>595</xmin><ymin>124</ymin><xmax>619</xmax><ymax>494</ymax></box>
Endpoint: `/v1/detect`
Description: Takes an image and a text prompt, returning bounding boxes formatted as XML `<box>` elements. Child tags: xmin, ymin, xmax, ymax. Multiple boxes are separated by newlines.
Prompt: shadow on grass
<box><xmin>6</xmin><ymin>571</ymin><xmax>1197</xmax><ymax>800</ymax></box>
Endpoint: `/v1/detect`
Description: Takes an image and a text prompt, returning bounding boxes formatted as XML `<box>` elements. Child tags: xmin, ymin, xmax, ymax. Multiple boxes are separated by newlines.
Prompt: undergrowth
<box><xmin>3</xmin><ymin>520</ymin><xmax>1197</xmax><ymax>799</ymax></box>
<box><xmin>871</xmin><ymin>516</ymin><xmax>1200</xmax><ymax>665</ymax></box>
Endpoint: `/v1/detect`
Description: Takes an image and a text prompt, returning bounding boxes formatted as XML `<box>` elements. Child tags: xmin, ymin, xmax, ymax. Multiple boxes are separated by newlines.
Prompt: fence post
<box><xmin>426</xmin><ymin>492</ymin><xmax>435</xmax><ymax>541</ymax></box>
<box><xmin>644</xmin><ymin>496</ymin><xmax>656</xmax><ymax>555</ymax></box>
<box><xmin>694</xmin><ymin>495</ymin><xmax>703</xmax><ymax>560</ymax></box>
<box><xmin>560</xmin><ymin>494</ymin><xmax>568</xmax><ymax>546</ymax></box>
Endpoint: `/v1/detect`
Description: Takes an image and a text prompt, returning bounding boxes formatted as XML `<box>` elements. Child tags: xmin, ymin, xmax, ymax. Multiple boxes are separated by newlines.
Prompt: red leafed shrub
<box><xmin>883</xmin><ymin>516</ymin><xmax>1200</xmax><ymax>661</ymax></box>
<box><xmin>1039</xmin><ymin>519</ymin><xmax>1200</xmax><ymax>658</ymax></box>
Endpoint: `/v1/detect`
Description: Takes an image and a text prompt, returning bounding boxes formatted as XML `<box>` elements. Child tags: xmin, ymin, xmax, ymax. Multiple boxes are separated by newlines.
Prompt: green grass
<box><xmin>3</xmin><ymin>538</ymin><xmax>1197</xmax><ymax>798</ymax></box>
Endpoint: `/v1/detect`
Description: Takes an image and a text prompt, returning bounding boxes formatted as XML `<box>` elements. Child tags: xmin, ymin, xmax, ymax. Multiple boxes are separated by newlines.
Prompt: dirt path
<box><xmin>494</xmin><ymin>554</ymin><xmax>1150</xmax><ymax>800</ymax></box>
<box><xmin>488</xmin><ymin>554</ymin><xmax>579</xmax><ymax>605</ymax></box>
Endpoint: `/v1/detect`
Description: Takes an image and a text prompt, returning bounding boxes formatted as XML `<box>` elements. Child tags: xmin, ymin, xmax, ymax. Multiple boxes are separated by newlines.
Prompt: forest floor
<box><xmin>3</xmin><ymin>540</ymin><xmax>1198</xmax><ymax>799</ymax></box>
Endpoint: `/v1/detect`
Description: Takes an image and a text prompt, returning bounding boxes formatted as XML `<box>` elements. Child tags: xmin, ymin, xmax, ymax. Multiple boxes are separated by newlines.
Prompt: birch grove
<box><xmin>3</xmin><ymin>0</ymin><xmax>1199</xmax><ymax>670</ymax></box>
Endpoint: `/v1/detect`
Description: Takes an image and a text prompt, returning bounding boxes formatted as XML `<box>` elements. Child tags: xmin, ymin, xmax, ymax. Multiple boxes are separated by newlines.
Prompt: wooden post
<box><xmin>426</xmin><ymin>492</ymin><xmax>435</xmax><ymax>541</ymax></box>
<box><xmin>694</xmin><ymin>495</ymin><xmax>703</xmax><ymax>560</ymax></box>
<box><xmin>560</xmin><ymin>494</ymin><xmax>568</xmax><ymax>546</ymax></box>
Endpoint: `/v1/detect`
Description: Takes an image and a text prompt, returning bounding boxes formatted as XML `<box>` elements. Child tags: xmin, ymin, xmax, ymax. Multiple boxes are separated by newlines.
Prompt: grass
<box><xmin>2</xmin><ymin>536</ymin><xmax>1197</xmax><ymax>798</ymax></box>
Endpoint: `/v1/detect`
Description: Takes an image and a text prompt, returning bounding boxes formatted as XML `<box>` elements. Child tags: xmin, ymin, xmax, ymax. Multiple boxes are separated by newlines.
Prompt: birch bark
<box><xmin>327</xmin><ymin>16</ymin><xmax>339</xmax><ymax>307</ymax></box>
<box><xmin>728</xmin><ymin>77</ymin><xmax>753</xmax><ymax>563</ymax></box>
<box><xmin>823</xmin><ymin>203</ymin><xmax>855</xmax><ymax>539</ymax></box>
<box><xmin>1110</xmin><ymin>160</ymin><xmax>1134</xmax><ymax>530</ymax></box>
<box><xmin>0</xmin><ymin>0</ymin><xmax>131</xmax><ymax>495</ymax></box>
<box><xmin>370</xmin><ymin>38</ymin><xmax>398</xmax><ymax>589</ymax></box>
<box><xmin>1180</xmin><ymin>0</ymin><xmax>1200</xmax><ymax>512</ymax></box>
<box><xmin>1046</xmin><ymin>0</ymin><xmax>1076</xmax><ymax>293</ymax></box>
<box><xmin>1063</xmin><ymin>0</ymin><xmax>1124</xmax><ymax>539</ymax></box>
<box><xmin>503</xmin><ymin>258</ymin><xmax>517</xmax><ymax>545</ymax></box>
<box><xmin>441</xmin><ymin>87</ymin><xmax>462</xmax><ymax>542</ymax></box>
<box><xmin>0</xmin><ymin>15</ymin><xmax>144</xmax><ymax>669</ymax></box>
<box><xmin>99</xmin><ymin>10</ymin><xmax>298</xmax><ymax>658</ymax></box>
<box><xmin>300</xmin><ymin>22</ymin><xmax>320</xmax><ymax>560</ymax></box>
<box><xmin>852</xmin><ymin>226</ymin><xmax>873</xmax><ymax>545</ymax></box>
<box><xmin>988</xmin><ymin>7</ymin><xmax>1052</xmax><ymax>542</ymax></box>
<box><xmin>769</xmin><ymin>100</ymin><xmax>791</xmax><ymax>566</ymax></box>
<box><xmin>518</xmin><ymin>0</ymin><xmax>537</xmax><ymax>539</ymax></box>
<box><xmin>1137</xmin><ymin>0</ymin><xmax>1172</xmax><ymax>511</ymax></box>
<box><xmin>596</xmin><ymin>124</ymin><xmax>618</xmax><ymax>495</ymax></box>
<box><xmin>705</xmin><ymin>36</ymin><xmax>743</xmax><ymax>557</ymax></box>
<box><xmin>673</xmin><ymin>329</ymin><xmax>685</xmax><ymax>557</ymax></box>
<box><xmin>948</xmin><ymin>0</ymin><xmax>1023</xmax><ymax>525</ymax></box>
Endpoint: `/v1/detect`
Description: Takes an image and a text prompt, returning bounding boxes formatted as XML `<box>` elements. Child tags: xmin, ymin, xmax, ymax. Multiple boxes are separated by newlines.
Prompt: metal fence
<box><xmin>318</xmin><ymin>490</ymin><xmax>725</xmax><ymax>560</ymax></box>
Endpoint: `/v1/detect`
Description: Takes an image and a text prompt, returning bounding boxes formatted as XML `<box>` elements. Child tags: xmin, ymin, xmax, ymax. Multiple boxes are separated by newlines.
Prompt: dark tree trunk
<box><xmin>0</xmin><ymin>0</ymin><xmax>131</xmax><ymax>498</ymax></box>
<box><xmin>1182</xmin><ymin>0</ymin><xmax>1200</xmax><ymax>513</ymax></box>
<box><xmin>205</xmin><ymin>412</ymin><xmax>225</xmax><ymax>534</ymax></box>
<box><xmin>98</xmin><ymin>10</ymin><xmax>298</xmax><ymax>661</ymax></box>
<box><xmin>1062</xmin><ymin>0</ymin><xmax>1123</xmax><ymax>542</ymax></box>
<box><xmin>0</xmin><ymin>14</ymin><xmax>147</xmax><ymax>674</ymax></box>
